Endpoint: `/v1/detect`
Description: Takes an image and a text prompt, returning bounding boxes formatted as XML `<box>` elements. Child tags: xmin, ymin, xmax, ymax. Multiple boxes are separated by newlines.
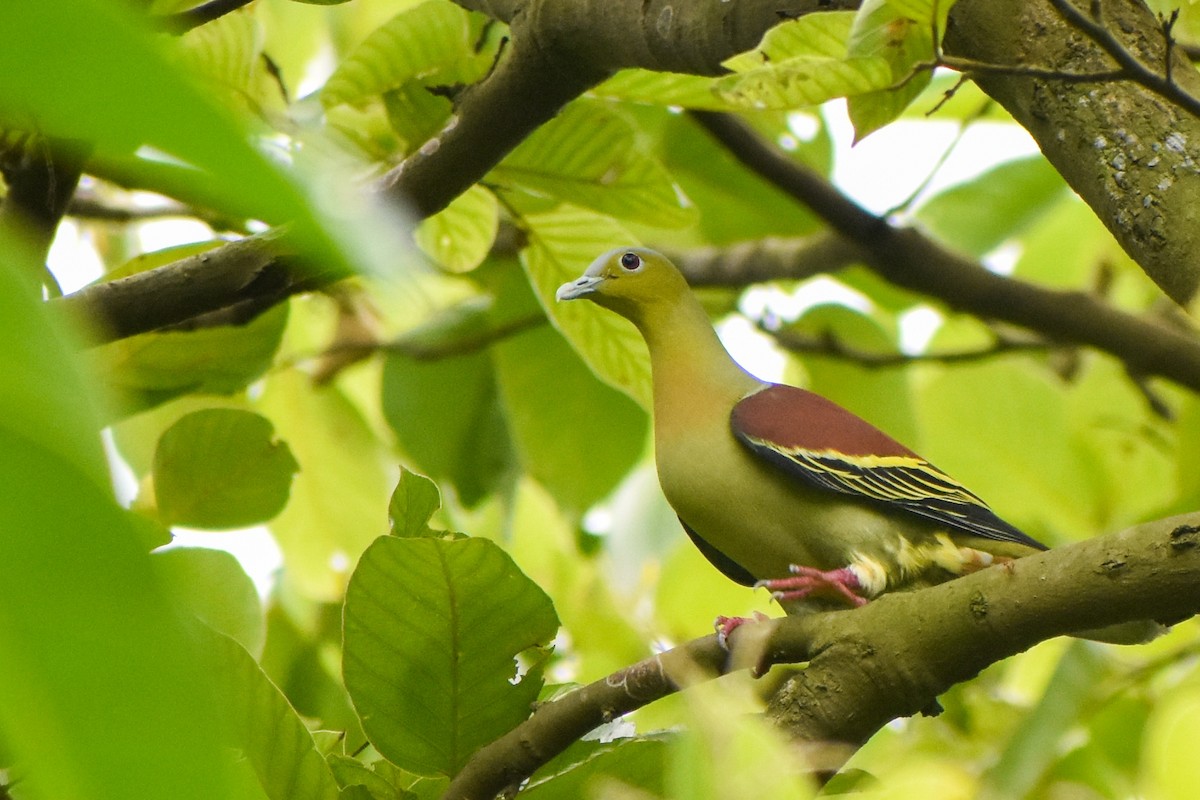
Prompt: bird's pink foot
<box><xmin>714</xmin><ymin>611</ymin><xmax>769</xmax><ymax>650</ymax></box>
<box><xmin>756</xmin><ymin>564</ymin><xmax>868</xmax><ymax>608</ymax></box>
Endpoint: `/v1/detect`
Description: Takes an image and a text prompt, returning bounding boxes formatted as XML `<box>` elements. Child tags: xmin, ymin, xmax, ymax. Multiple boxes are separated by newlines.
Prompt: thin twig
<box><xmin>763</xmin><ymin>324</ymin><xmax>1056</xmax><ymax>368</ymax></box>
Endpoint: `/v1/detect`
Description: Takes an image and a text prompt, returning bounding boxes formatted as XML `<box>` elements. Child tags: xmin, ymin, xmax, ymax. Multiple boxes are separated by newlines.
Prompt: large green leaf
<box><xmin>260</xmin><ymin>371</ymin><xmax>395</xmax><ymax>601</ymax></box>
<box><xmin>916</xmin><ymin>156</ymin><xmax>1068</xmax><ymax>256</ymax></box>
<box><xmin>0</xmin><ymin>0</ymin><xmax>350</xmax><ymax>269</ymax></box>
<box><xmin>175</xmin><ymin>6</ymin><xmax>284</xmax><ymax>116</ymax></box>
<box><xmin>381</xmin><ymin>302</ymin><xmax>515</xmax><ymax>507</ymax></box>
<box><xmin>518</xmin><ymin>206</ymin><xmax>652</xmax><ymax>407</ymax></box>
<box><xmin>487</xmin><ymin>263</ymin><xmax>648</xmax><ymax>514</ymax></box>
<box><xmin>1143</xmin><ymin>685</ymin><xmax>1200</xmax><ymax>800</ymax></box>
<box><xmin>915</xmin><ymin>359</ymin><xmax>1099</xmax><ymax>540</ymax></box>
<box><xmin>206</xmin><ymin>627</ymin><xmax>342</xmax><ymax>800</ymax></box>
<box><xmin>321</xmin><ymin>0</ymin><xmax>493</xmax><ymax>108</ymax></box>
<box><xmin>716</xmin><ymin>12</ymin><xmax>892</xmax><ymax>109</ymax></box>
<box><xmin>414</xmin><ymin>185</ymin><xmax>499</xmax><ymax>273</ymax></box>
<box><xmin>716</xmin><ymin>57</ymin><xmax>893</xmax><ymax>110</ymax></box>
<box><xmin>492</xmin><ymin>101</ymin><xmax>693</xmax><ymax>228</ymax></box>
<box><xmin>845</xmin><ymin>0</ymin><xmax>936</xmax><ymax>140</ymax></box>
<box><xmin>723</xmin><ymin>10</ymin><xmax>859</xmax><ymax>69</ymax></box>
<box><xmin>522</xmin><ymin>737</ymin><xmax>669</xmax><ymax>798</ymax></box>
<box><xmin>88</xmin><ymin>304</ymin><xmax>289</xmax><ymax>418</ymax></box>
<box><xmin>154</xmin><ymin>408</ymin><xmax>299</xmax><ymax>529</ymax></box>
<box><xmin>153</xmin><ymin>547</ymin><xmax>266</xmax><ymax>655</ymax></box>
<box><xmin>655</xmin><ymin>113</ymin><xmax>825</xmax><ymax>243</ymax></box>
<box><xmin>0</xmin><ymin>227</ymin><xmax>238</xmax><ymax>799</ymax></box>
<box><xmin>343</xmin><ymin>536</ymin><xmax>559</xmax><ymax>776</ymax></box>
<box><xmin>592</xmin><ymin>70</ymin><xmax>734</xmax><ymax>110</ymax></box>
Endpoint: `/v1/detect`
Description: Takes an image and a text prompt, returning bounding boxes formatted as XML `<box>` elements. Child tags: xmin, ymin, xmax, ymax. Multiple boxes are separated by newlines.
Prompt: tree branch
<box><xmin>665</xmin><ymin>233</ymin><xmax>866</xmax><ymax>287</ymax></box>
<box><xmin>443</xmin><ymin>513</ymin><xmax>1200</xmax><ymax>799</ymax></box>
<box><xmin>689</xmin><ymin>111</ymin><xmax>1200</xmax><ymax>394</ymax></box>
<box><xmin>49</xmin><ymin>227</ymin><xmax>327</xmax><ymax>342</ymax></box>
<box><xmin>763</xmin><ymin>324</ymin><xmax>1055</xmax><ymax>368</ymax></box>
<box><xmin>943</xmin><ymin>0</ymin><xmax>1200</xmax><ymax>304</ymax></box>
<box><xmin>1045</xmin><ymin>0</ymin><xmax>1200</xmax><ymax>119</ymax></box>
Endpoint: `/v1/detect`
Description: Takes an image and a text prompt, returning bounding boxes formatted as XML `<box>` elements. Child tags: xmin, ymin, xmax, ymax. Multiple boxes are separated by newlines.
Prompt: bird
<box><xmin>556</xmin><ymin>247</ymin><xmax>1157</xmax><ymax>644</ymax></box>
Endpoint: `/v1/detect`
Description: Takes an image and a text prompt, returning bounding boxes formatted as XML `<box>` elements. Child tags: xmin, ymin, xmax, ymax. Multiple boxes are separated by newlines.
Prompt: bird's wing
<box><xmin>731</xmin><ymin>385</ymin><xmax>1046</xmax><ymax>551</ymax></box>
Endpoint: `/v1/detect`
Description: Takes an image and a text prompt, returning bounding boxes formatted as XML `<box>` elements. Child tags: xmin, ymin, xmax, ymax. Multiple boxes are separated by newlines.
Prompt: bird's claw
<box><xmin>755</xmin><ymin>564</ymin><xmax>868</xmax><ymax>608</ymax></box>
<box><xmin>714</xmin><ymin>611</ymin><xmax>769</xmax><ymax>650</ymax></box>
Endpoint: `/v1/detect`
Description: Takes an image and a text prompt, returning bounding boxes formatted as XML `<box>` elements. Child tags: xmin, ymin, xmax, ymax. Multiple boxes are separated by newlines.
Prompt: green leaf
<box><xmin>153</xmin><ymin>547</ymin><xmax>266</xmax><ymax>655</ymax></box>
<box><xmin>389</xmin><ymin>468</ymin><xmax>443</xmax><ymax>538</ymax></box>
<box><xmin>845</xmin><ymin>0</ymin><xmax>938</xmax><ymax>140</ymax></box>
<box><xmin>491</xmin><ymin>100</ymin><xmax>693</xmax><ymax>228</ymax></box>
<box><xmin>0</xmin><ymin>227</ymin><xmax>239</xmax><ymax>799</ymax></box>
<box><xmin>260</xmin><ymin>370</ymin><xmax>394</xmax><ymax>601</ymax></box>
<box><xmin>321</xmin><ymin>0</ymin><xmax>490</xmax><ymax>108</ymax></box>
<box><xmin>326</xmin><ymin>755</ymin><xmax>407</xmax><ymax>799</ymax></box>
<box><xmin>723</xmin><ymin>11</ymin><xmax>858</xmax><ymax>69</ymax></box>
<box><xmin>343</xmin><ymin>537</ymin><xmax>559</xmax><ymax>777</ymax></box>
<box><xmin>383</xmin><ymin>81</ymin><xmax>454</xmax><ymax>150</ymax></box>
<box><xmin>381</xmin><ymin>306</ymin><xmax>515</xmax><ymax>507</ymax></box>
<box><xmin>915</xmin><ymin>359</ymin><xmax>1099</xmax><ymax>540</ymax></box>
<box><xmin>175</xmin><ymin>6</ymin><xmax>283</xmax><ymax>115</ymax></box>
<box><xmin>0</xmin><ymin>0</ymin><xmax>352</xmax><ymax>272</ymax></box>
<box><xmin>716</xmin><ymin>57</ymin><xmax>893</xmax><ymax>109</ymax></box>
<box><xmin>87</xmin><ymin>303</ymin><xmax>289</xmax><ymax>418</ymax></box>
<box><xmin>979</xmin><ymin>641</ymin><xmax>1110</xmax><ymax>799</ymax></box>
<box><xmin>1141</xmin><ymin>685</ymin><xmax>1200</xmax><ymax>800</ymax></box>
<box><xmin>658</xmin><ymin>114</ymin><xmax>825</xmax><ymax>243</ymax></box>
<box><xmin>717</xmin><ymin>12</ymin><xmax>892</xmax><ymax>110</ymax></box>
<box><xmin>414</xmin><ymin>185</ymin><xmax>499</xmax><ymax>273</ymax></box>
<box><xmin>487</xmin><ymin>263</ymin><xmax>648</xmax><ymax>513</ymax></box>
<box><xmin>916</xmin><ymin>156</ymin><xmax>1068</xmax><ymax>256</ymax></box>
<box><xmin>592</xmin><ymin>70</ymin><xmax>732</xmax><ymax>110</ymax></box>
<box><xmin>518</xmin><ymin>206</ymin><xmax>652</xmax><ymax>407</ymax></box>
<box><xmin>523</xmin><ymin>736</ymin><xmax>669</xmax><ymax>798</ymax></box>
<box><xmin>206</xmin><ymin>627</ymin><xmax>342</xmax><ymax>800</ymax></box>
<box><xmin>154</xmin><ymin>408</ymin><xmax>299</xmax><ymax>529</ymax></box>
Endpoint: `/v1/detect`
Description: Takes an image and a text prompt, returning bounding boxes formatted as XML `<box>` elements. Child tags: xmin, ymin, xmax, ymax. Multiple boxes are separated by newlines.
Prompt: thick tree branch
<box><xmin>690</xmin><ymin>111</ymin><xmax>1200</xmax><ymax>393</ymax></box>
<box><xmin>49</xmin><ymin>227</ymin><xmax>327</xmax><ymax>342</ymax></box>
<box><xmin>384</xmin><ymin>0</ymin><xmax>854</xmax><ymax>219</ymax></box>
<box><xmin>443</xmin><ymin>513</ymin><xmax>1200</xmax><ymax>799</ymax></box>
<box><xmin>52</xmin><ymin>0</ymin><xmax>1200</xmax><ymax>369</ymax></box>
<box><xmin>944</xmin><ymin>0</ymin><xmax>1200</xmax><ymax>305</ymax></box>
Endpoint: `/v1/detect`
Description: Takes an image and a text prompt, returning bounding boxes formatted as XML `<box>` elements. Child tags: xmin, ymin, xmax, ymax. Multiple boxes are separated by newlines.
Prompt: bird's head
<box><xmin>555</xmin><ymin>247</ymin><xmax>690</xmax><ymax>324</ymax></box>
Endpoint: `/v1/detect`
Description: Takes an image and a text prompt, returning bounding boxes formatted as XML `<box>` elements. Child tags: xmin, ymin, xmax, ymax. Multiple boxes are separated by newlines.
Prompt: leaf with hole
<box><xmin>343</xmin><ymin>536</ymin><xmax>559</xmax><ymax>777</ymax></box>
<box><xmin>154</xmin><ymin>408</ymin><xmax>298</xmax><ymax>529</ymax></box>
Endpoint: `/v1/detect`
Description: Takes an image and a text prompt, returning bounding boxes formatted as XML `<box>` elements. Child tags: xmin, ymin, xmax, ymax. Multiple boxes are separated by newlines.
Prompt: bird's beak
<box><xmin>556</xmin><ymin>275</ymin><xmax>605</xmax><ymax>302</ymax></box>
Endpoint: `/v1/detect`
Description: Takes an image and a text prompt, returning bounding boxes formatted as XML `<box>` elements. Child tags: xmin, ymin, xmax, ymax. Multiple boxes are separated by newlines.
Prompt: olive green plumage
<box><xmin>557</xmin><ymin>247</ymin><xmax>1160</xmax><ymax>642</ymax></box>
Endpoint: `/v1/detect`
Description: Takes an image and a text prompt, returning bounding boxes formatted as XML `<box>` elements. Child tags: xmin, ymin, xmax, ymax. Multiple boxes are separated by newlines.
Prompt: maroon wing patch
<box><xmin>731</xmin><ymin>385</ymin><xmax>1046</xmax><ymax>550</ymax></box>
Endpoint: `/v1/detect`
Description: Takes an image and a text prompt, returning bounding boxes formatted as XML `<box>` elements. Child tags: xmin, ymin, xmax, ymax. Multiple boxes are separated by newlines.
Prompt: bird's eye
<box><xmin>619</xmin><ymin>252</ymin><xmax>642</xmax><ymax>271</ymax></box>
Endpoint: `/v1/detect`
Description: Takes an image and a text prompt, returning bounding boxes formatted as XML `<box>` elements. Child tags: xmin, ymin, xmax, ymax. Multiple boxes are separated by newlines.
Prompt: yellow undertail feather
<box><xmin>849</xmin><ymin>533</ymin><xmax>1013</xmax><ymax>597</ymax></box>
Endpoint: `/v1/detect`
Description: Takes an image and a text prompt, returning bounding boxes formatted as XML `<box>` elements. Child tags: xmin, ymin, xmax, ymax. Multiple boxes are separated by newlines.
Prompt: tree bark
<box><xmin>944</xmin><ymin>0</ymin><xmax>1200</xmax><ymax>305</ymax></box>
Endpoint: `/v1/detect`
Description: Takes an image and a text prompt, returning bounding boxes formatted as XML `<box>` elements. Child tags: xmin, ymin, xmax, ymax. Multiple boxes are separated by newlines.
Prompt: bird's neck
<box><xmin>635</xmin><ymin>293</ymin><xmax>763</xmax><ymax>434</ymax></box>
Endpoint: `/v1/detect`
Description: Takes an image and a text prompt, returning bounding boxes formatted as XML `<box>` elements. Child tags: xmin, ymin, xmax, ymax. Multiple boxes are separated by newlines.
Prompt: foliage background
<box><xmin>3</xmin><ymin>0</ymin><xmax>1200</xmax><ymax>798</ymax></box>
